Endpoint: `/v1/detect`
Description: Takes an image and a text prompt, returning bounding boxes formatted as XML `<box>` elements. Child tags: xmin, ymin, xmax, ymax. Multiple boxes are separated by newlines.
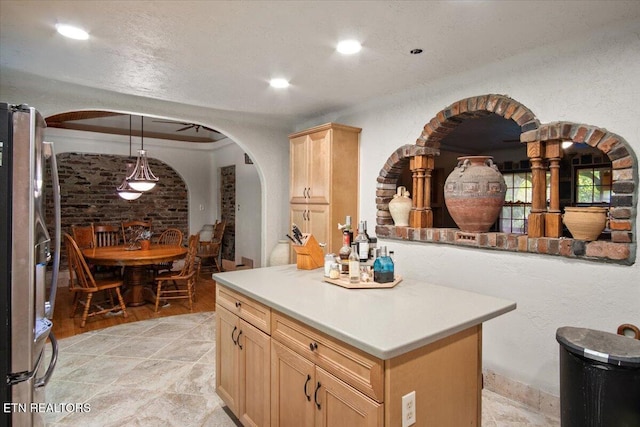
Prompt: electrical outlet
<box><xmin>402</xmin><ymin>390</ymin><xmax>416</xmax><ymax>427</ymax></box>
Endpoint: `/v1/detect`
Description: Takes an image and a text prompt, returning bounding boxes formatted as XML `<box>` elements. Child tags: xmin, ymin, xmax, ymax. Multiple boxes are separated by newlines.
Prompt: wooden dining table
<box><xmin>82</xmin><ymin>244</ymin><xmax>187</xmax><ymax>306</ymax></box>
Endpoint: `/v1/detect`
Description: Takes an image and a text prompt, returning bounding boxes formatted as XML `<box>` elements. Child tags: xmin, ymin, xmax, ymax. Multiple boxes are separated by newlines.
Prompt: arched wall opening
<box><xmin>375</xmin><ymin>94</ymin><xmax>637</xmax><ymax>264</ymax></box>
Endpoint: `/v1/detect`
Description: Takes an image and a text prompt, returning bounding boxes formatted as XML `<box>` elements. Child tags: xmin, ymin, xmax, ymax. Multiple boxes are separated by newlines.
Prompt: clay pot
<box><xmin>389</xmin><ymin>186</ymin><xmax>412</xmax><ymax>227</ymax></box>
<box><xmin>563</xmin><ymin>207</ymin><xmax>608</xmax><ymax>241</ymax></box>
<box><xmin>444</xmin><ymin>156</ymin><xmax>506</xmax><ymax>233</ymax></box>
<box><xmin>269</xmin><ymin>240</ymin><xmax>290</xmax><ymax>266</ymax></box>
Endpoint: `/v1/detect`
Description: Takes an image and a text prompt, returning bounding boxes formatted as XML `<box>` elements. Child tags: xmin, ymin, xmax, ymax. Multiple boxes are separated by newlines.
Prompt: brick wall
<box><xmin>46</xmin><ymin>153</ymin><xmax>188</xmax><ymax>266</ymax></box>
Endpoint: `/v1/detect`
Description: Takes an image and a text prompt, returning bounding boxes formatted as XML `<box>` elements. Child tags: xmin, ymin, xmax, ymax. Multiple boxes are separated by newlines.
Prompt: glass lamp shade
<box><xmin>117</xmin><ymin>161</ymin><xmax>143</xmax><ymax>200</ymax></box>
<box><xmin>126</xmin><ymin>149</ymin><xmax>159</xmax><ymax>192</ymax></box>
<box><xmin>117</xmin><ymin>177</ymin><xmax>142</xmax><ymax>200</ymax></box>
<box><xmin>117</xmin><ymin>187</ymin><xmax>143</xmax><ymax>200</ymax></box>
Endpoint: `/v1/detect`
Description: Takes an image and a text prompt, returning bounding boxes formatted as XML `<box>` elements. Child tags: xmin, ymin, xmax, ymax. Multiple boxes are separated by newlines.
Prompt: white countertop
<box><xmin>213</xmin><ymin>265</ymin><xmax>516</xmax><ymax>359</ymax></box>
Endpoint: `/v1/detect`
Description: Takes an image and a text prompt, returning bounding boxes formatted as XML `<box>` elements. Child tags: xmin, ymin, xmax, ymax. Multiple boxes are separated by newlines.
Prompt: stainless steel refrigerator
<box><xmin>1</xmin><ymin>103</ymin><xmax>60</xmax><ymax>426</ymax></box>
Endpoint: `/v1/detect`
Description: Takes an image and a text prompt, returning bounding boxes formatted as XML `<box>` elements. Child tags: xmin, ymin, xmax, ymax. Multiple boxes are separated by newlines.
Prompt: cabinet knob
<box><xmin>309</xmin><ymin>342</ymin><xmax>318</xmax><ymax>351</ymax></box>
<box><xmin>235</xmin><ymin>301</ymin><xmax>241</xmax><ymax>308</ymax></box>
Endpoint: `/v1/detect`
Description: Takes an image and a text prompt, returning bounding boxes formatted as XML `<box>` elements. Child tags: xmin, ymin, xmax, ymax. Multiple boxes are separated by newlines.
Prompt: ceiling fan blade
<box><xmin>176</xmin><ymin>125</ymin><xmax>194</xmax><ymax>132</ymax></box>
<box><xmin>153</xmin><ymin>119</ymin><xmax>188</xmax><ymax>125</ymax></box>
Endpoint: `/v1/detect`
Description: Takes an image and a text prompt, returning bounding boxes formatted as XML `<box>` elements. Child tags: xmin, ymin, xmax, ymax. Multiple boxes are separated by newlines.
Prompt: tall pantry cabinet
<box><xmin>289</xmin><ymin>123</ymin><xmax>361</xmax><ymax>257</ymax></box>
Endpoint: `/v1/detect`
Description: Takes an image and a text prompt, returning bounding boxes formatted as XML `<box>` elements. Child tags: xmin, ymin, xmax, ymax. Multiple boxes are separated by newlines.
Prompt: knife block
<box><xmin>292</xmin><ymin>233</ymin><xmax>324</xmax><ymax>270</ymax></box>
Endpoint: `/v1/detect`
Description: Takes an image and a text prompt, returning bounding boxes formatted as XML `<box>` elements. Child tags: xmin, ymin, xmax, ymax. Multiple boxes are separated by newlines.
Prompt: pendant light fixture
<box><xmin>117</xmin><ymin>115</ymin><xmax>143</xmax><ymax>200</ymax></box>
<box><xmin>126</xmin><ymin>115</ymin><xmax>159</xmax><ymax>192</ymax></box>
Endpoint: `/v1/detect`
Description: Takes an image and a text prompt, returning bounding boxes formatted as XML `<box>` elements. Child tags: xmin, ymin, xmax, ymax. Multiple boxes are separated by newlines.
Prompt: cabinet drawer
<box><xmin>216</xmin><ymin>285</ymin><xmax>271</xmax><ymax>334</ymax></box>
<box><xmin>271</xmin><ymin>311</ymin><xmax>384</xmax><ymax>402</ymax></box>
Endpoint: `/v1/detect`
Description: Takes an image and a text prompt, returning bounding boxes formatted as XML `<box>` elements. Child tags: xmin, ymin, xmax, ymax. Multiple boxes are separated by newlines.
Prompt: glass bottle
<box><xmin>338</xmin><ymin>216</ymin><xmax>352</xmax><ymax>272</ymax></box>
<box><xmin>355</xmin><ymin>221</ymin><xmax>370</xmax><ymax>262</ymax></box>
<box><xmin>373</xmin><ymin>246</ymin><xmax>394</xmax><ymax>283</ymax></box>
<box><xmin>348</xmin><ymin>243</ymin><xmax>360</xmax><ymax>283</ymax></box>
<box><xmin>345</xmin><ymin>215</ymin><xmax>353</xmax><ymax>244</ymax></box>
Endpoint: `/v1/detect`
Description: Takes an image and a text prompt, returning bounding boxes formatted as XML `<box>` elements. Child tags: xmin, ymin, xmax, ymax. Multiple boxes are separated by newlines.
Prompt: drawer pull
<box><xmin>309</xmin><ymin>342</ymin><xmax>318</xmax><ymax>351</ymax></box>
<box><xmin>237</xmin><ymin>330</ymin><xmax>243</xmax><ymax>350</ymax></box>
<box><xmin>235</xmin><ymin>301</ymin><xmax>242</xmax><ymax>308</ymax></box>
<box><xmin>231</xmin><ymin>326</ymin><xmax>238</xmax><ymax>345</ymax></box>
<box><xmin>314</xmin><ymin>382</ymin><xmax>321</xmax><ymax>409</ymax></box>
<box><xmin>304</xmin><ymin>375</ymin><xmax>311</xmax><ymax>401</ymax></box>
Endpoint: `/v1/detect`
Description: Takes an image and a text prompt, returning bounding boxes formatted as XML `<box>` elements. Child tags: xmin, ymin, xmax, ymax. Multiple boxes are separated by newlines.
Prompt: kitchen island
<box><xmin>213</xmin><ymin>265</ymin><xmax>516</xmax><ymax>427</ymax></box>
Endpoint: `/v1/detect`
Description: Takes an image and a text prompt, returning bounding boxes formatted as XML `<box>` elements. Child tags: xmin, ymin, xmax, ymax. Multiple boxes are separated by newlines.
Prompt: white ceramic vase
<box><xmin>269</xmin><ymin>240</ymin><xmax>290</xmax><ymax>266</ymax></box>
<box><xmin>389</xmin><ymin>186</ymin><xmax>412</xmax><ymax>227</ymax></box>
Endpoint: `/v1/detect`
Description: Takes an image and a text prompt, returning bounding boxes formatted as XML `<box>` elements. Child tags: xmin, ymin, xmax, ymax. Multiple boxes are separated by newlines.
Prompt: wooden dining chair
<box><xmin>92</xmin><ymin>224</ymin><xmax>122</xmax><ymax>277</ymax></box>
<box><xmin>93</xmin><ymin>224</ymin><xmax>121</xmax><ymax>247</ymax></box>
<box><xmin>197</xmin><ymin>220</ymin><xmax>226</xmax><ymax>274</ymax></box>
<box><xmin>122</xmin><ymin>220</ymin><xmax>152</xmax><ymax>244</ymax></box>
<box><xmin>154</xmin><ymin>234</ymin><xmax>199</xmax><ymax>312</ymax></box>
<box><xmin>151</xmin><ymin>228</ymin><xmax>184</xmax><ymax>276</ymax></box>
<box><xmin>63</xmin><ymin>233</ymin><xmax>128</xmax><ymax>327</ymax></box>
<box><xmin>71</xmin><ymin>225</ymin><xmax>95</xmax><ymax>249</ymax></box>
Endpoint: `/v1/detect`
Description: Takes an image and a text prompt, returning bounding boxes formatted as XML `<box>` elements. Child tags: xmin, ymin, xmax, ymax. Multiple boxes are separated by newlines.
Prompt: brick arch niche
<box><xmin>375</xmin><ymin>94</ymin><xmax>637</xmax><ymax>264</ymax></box>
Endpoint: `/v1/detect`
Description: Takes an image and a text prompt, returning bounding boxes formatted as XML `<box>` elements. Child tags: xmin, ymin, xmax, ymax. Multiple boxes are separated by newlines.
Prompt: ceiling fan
<box><xmin>153</xmin><ymin>119</ymin><xmax>217</xmax><ymax>133</ymax></box>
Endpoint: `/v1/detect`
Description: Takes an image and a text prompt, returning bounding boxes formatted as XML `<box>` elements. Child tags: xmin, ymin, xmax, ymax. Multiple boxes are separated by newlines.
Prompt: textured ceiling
<box><xmin>0</xmin><ymin>0</ymin><xmax>640</xmax><ymax>148</ymax></box>
<box><xmin>2</xmin><ymin>0</ymin><xmax>639</xmax><ymax>125</ymax></box>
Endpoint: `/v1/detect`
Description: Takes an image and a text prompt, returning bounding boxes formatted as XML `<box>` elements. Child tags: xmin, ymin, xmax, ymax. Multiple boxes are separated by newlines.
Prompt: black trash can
<box><xmin>556</xmin><ymin>326</ymin><xmax>640</xmax><ymax>427</ymax></box>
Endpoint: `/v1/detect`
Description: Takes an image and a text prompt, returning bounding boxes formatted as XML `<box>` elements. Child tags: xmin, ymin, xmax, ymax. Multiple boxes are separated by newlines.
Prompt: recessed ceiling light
<box><xmin>337</xmin><ymin>39</ymin><xmax>362</xmax><ymax>55</ymax></box>
<box><xmin>55</xmin><ymin>23</ymin><xmax>89</xmax><ymax>40</ymax></box>
<box><xmin>269</xmin><ymin>78</ymin><xmax>290</xmax><ymax>89</ymax></box>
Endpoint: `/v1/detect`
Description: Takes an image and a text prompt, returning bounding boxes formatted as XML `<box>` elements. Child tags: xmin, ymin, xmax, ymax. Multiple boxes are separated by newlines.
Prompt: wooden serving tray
<box><xmin>323</xmin><ymin>275</ymin><xmax>402</xmax><ymax>289</ymax></box>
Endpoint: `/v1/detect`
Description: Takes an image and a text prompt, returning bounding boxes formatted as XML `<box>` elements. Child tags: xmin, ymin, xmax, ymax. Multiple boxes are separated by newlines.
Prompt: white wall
<box><xmin>211</xmin><ymin>140</ymin><xmax>262</xmax><ymax>266</ymax></box>
<box><xmin>0</xmin><ymin>72</ymin><xmax>290</xmax><ymax>266</ymax></box>
<box><xmin>43</xmin><ymin>127</ymin><xmax>217</xmax><ymax>236</ymax></box>
<box><xmin>300</xmin><ymin>22</ymin><xmax>640</xmax><ymax>395</ymax></box>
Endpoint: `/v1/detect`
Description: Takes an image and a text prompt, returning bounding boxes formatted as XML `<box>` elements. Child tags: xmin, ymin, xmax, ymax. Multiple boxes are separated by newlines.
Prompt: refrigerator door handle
<box><xmin>43</xmin><ymin>141</ymin><xmax>60</xmax><ymax>319</ymax></box>
<box><xmin>35</xmin><ymin>332</ymin><xmax>58</xmax><ymax>388</ymax></box>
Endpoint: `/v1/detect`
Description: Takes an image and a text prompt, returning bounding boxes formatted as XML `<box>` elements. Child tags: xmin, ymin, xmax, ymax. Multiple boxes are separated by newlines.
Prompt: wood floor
<box><xmin>51</xmin><ymin>271</ymin><xmax>217</xmax><ymax>340</ymax></box>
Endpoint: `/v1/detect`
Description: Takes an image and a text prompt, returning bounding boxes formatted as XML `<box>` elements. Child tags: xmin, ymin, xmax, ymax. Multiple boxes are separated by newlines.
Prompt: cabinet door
<box><xmin>306</xmin><ymin>204</ymin><xmax>330</xmax><ymax>248</ymax></box>
<box><xmin>271</xmin><ymin>340</ymin><xmax>315</xmax><ymax>427</ymax></box>
<box><xmin>289</xmin><ymin>204</ymin><xmax>330</xmax><ymax>261</ymax></box>
<box><xmin>290</xmin><ymin>134</ymin><xmax>309</xmax><ymax>204</ymax></box>
<box><xmin>216</xmin><ymin>307</ymin><xmax>240</xmax><ymax>414</ymax></box>
<box><xmin>238</xmin><ymin>319</ymin><xmax>271</xmax><ymax>427</ymax></box>
<box><xmin>306</xmin><ymin>129</ymin><xmax>331</xmax><ymax>204</ymax></box>
<box><xmin>315</xmin><ymin>367</ymin><xmax>383</xmax><ymax>427</ymax></box>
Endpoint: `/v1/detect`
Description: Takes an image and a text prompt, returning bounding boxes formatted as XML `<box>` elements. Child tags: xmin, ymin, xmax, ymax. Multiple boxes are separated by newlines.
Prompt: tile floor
<box><xmin>43</xmin><ymin>312</ymin><xmax>560</xmax><ymax>426</ymax></box>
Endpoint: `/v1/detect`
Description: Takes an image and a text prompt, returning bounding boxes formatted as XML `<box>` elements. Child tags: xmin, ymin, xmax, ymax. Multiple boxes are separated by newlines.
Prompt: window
<box><xmin>500</xmin><ymin>171</ymin><xmax>550</xmax><ymax>234</ymax></box>
<box><xmin>501</xmin><ymin>172</ymin><xmax>532</xmax><ymax>233</ymax></box>
<box><xmin>575</xmin><ymin>166</ymin><xmax>611</xmax><ymax>205</ymax></box>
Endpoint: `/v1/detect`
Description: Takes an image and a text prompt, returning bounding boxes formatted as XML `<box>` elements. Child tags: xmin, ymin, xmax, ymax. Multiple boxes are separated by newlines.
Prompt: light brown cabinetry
<box><xmin>289</xmin><ymin>123</ymin><xmax>361</xmax><ymax>256</ymax></box>
<box><xmin>216</xmin><ymin>288</ymin><xmax>271</xmax><ymax>427</ymax></box>
<box><xmin>271</xmin><ymin>312</ymin><xmax>383</xmax><ymax>427</ymax></box>
<box><xmin>271</xmin><ymin>340</ymin><xmax>382</xmax><ymax>427</ymax></box>
<box><xmin>216</xmin><ymin>283</ymin><xmax>484</xmax><ymax>427</ymax></box>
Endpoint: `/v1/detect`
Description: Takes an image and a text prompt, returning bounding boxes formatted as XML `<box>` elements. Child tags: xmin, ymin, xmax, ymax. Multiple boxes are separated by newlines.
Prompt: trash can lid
<box><xmin>556</xmin><ymin>326</ymin><xmax>640</xmax><ymax>368</ymax></box>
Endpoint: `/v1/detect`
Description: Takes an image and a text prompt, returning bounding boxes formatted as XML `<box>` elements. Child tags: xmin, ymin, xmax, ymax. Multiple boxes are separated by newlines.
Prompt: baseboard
<box><xmin>483</xmin><ymin>369</ymin><xmax>560</xmax><ymax>419</ymax></box>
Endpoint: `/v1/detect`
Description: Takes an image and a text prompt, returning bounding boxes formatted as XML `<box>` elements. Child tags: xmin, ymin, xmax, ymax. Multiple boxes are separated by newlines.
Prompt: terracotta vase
<box><xmin>389</xmin><ymin>186</ymin><xmax>412</xmax><ymax>227</ymax></box>
<box><xmin>269</xmin><ymin>239</ymin><xmax>290</xmax><ymax>266</ymax></box>
<box><xmin>563</xmin><ymin>207</ymin><xmax>608</xmax><ymax>241</ymax></box>
<box><xmin>140</xmin><ymin>240</ymin><xmax>151</xmax><ymax>250</ymax></box>
<box><xmin>444</xmin><ymin>156</ymin><xmax>506</xmax><ymax>233</ymax></box>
